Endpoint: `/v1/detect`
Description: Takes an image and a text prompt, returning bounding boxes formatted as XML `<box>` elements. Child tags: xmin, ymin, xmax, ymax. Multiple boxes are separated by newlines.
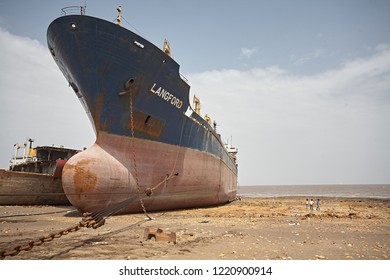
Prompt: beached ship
<box><xmin>46</xmin><ymin>6</ymin><xmax>238</xmax><ymax>214</ymax></box>
<box><xmin>0</xmin><ymin>139</ymin><xmax>79</xmax><ymax>205</ymax></box>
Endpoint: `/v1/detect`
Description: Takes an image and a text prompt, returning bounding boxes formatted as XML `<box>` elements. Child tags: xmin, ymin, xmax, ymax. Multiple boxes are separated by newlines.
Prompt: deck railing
<box><xmin>60</xmin><ymin>6</ymin><xmax>86</xmax><ymax>16</ymax></box>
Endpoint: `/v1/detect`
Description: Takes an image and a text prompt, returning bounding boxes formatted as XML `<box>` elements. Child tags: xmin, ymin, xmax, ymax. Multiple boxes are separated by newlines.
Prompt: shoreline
<box><xmin>1</xmin><ymin>197</ymin><xmax>389</xmax><ymax>260</ymax></box>
<box><xmin>239</xmin><ymin>195</ymin><xmax>390</xmax><ymax>200</ymax></box>
<box><xmin>237</xmin><ymin>184</ymin><xmax>390</xmax><ymax>200</ymax></box>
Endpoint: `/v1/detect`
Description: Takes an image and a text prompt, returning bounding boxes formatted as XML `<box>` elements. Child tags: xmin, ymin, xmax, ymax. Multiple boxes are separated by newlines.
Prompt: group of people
<box><xmin>306</xmin><ymin>198</ymin><xmax>321</xmax><ymax>211</ymax></box>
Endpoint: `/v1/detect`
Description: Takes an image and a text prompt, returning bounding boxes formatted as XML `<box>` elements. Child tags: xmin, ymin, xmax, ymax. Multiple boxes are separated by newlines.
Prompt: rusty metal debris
<box><xmin>143</xmin><ymin>227</ymin><xmax>176</xmax><ymax>243</ymax></box>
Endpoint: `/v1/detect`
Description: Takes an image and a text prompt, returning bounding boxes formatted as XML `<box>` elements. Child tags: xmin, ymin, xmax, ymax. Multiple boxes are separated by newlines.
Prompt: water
<box><xmin>238</xmin><ymin>184</ymin><xmax>390</xmax><ymax>199</ymax></box>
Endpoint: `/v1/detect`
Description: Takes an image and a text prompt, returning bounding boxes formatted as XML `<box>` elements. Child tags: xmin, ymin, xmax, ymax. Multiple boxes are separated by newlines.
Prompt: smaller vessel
<box><xmin>0</xmin><ymin>139</ymin><xmax>80</xmax><ymax>205</ymax></box>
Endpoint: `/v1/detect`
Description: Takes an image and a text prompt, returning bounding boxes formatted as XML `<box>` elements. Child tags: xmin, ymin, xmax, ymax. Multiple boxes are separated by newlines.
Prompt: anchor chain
<box><xmin>0</xmin><ymin>212</ymin><xmax>104</xmax><ymax>259</ymax></box>
<box><xmin>129</xmin><ymin>90</ymin><xmax>152</xmax><ymax>219</ymax></box>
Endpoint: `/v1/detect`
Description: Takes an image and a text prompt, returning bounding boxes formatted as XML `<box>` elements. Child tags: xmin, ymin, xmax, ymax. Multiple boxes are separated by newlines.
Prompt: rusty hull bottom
<box><xmin>0</xmin><ymin>169</ymin><xmax>70</xmax><ymax>205</ymax></box>
<box><xmin>62</xmin><ymin>132</ymin><xmax>237</xmax><ymax>214</ymax></box>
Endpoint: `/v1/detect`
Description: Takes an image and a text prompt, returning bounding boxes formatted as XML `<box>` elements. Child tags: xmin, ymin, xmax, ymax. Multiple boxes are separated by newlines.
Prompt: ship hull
<box><xmin>63</xmin><ymin>132</ymin><xmax>236</xmax><ymax>213</ymax></box>
<box><xmin>48</xmin><ymin>14</ymin><xmax>237</xmax><ymax>214</ymax></box>
<box><xmin>0</xmin><ymin>169</ymin><xmax>70</xmax><ymax>205</ymax></box>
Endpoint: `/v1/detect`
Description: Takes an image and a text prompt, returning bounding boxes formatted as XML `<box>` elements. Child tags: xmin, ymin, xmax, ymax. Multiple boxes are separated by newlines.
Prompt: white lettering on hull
<box><xmin>150</xmin><ymin>83</ymin><xmax>183</xmax><ymax>109</ymax></box>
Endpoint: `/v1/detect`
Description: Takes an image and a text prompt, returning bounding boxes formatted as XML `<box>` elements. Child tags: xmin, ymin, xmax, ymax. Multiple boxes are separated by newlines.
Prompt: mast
<box><xmin>116</xmin><ymin>6</ymin><xmax>122</xmax><ymax>26</ymax></box>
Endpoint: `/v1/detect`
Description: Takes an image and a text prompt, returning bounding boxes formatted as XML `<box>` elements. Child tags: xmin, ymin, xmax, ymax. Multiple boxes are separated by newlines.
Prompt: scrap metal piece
<box><xmin>143</xmin><ymin>227</ymin><xmax>176</xmax><ymax>243</ymax></box>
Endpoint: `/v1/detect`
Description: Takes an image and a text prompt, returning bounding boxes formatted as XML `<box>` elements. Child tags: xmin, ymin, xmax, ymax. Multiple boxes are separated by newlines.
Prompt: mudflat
<box><xmin>0</xmin><ymin>197</ymin><xmax>389</xmax><ymax>260</ymax></box>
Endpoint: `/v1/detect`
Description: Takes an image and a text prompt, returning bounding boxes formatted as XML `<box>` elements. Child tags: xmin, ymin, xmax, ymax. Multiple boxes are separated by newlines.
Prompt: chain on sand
<box><xmin>0</xmin><ymin>212</ymin><xmax>105</xmax><ymax>259</ymax></box>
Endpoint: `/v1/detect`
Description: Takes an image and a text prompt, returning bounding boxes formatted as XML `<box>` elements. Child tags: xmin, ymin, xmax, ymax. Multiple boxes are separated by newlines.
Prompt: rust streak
<box><xmin>126</xmin><ymin>110</ymin><xmax>165</xmax><ymax>138</ymax></box>
<box><xmin>68</xmin><ymin>159</ymin><xmax>97</xmax><ymax>193</ymax></box>
<box><xmin>92</xmin><ymin>91</ymin><xmax>107</xmax><ymax>132</ymax></box>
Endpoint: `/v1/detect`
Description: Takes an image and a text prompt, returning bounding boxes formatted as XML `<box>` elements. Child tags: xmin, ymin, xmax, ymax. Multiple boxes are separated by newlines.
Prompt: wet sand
<box><xmin>0</xmin><ymin>197</ymin><xmax>389</xmax><ymax>260</ymax></box>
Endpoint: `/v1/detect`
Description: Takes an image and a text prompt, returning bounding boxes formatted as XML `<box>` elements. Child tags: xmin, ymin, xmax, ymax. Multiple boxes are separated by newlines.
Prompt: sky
<box><xmin>0</xmin><ymin>0</ymin><xmax>389</xmax><ymax>185</ymax></box>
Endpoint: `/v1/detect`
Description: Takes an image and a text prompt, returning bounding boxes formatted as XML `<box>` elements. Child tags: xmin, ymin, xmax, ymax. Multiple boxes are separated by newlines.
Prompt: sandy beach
<box><xmin>0</xmin><ymin>197</ymin><xmax>389</xmax><ymax>260</ymax></box>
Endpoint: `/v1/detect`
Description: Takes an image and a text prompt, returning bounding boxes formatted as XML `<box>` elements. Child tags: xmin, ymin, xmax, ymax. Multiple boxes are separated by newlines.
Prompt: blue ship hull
<box><xmin>47</xmin><ymin>14</ymin><xmax>237</xmax><ymax>213</ymax></box>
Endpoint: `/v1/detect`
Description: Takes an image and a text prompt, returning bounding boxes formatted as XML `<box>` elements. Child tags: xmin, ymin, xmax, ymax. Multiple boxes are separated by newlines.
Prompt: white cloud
<box><xmin>291</xmin><ymin>49</ymin><xmax>325</xmax><ymax>65</ymax></box>
<box><xmin>0</xmin><ymin>28</ymin><xmax>95</xmax><ymax>168</ymax></box>
<box><xmin>240</xmin><ymin>47</ymin><xmax>257</xmax><ymax>59</ymax></box>
<box><xmin>188</xmin><ymin>45</ymin><xmax>390</xmax><ymax>185</ymax></box>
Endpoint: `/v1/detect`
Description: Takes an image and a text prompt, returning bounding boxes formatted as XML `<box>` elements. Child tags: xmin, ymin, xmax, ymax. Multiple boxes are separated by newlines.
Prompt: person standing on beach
<box><xmin>316</xmin><ymin>199</ymin><xmax>321</xmax><ymax>211</ymax></box>
<box><xmin>309</xmin><ymin>199</ymin><xmax>314</xmax><ymax>210</ymax></box>
<box><xmin>306</xmin><ymin>199</ymin><xmax>309</xmax><ymax>210</ymax></box>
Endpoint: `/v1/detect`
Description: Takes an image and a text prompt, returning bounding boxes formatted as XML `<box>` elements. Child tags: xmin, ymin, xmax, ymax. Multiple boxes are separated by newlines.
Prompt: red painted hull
<box><xmin>62</xmin><ymin>132</ymin><xmax>237</xmax><ymax>214</ymax></box>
